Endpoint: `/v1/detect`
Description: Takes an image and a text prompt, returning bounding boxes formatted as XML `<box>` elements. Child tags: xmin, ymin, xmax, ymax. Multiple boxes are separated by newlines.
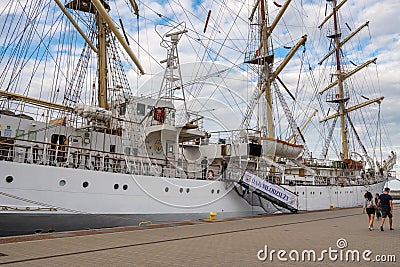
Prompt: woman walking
<box><xmin>363</xmin><ymin>191</ymin><xmax>376</xmax><ymax>230</ymax></box>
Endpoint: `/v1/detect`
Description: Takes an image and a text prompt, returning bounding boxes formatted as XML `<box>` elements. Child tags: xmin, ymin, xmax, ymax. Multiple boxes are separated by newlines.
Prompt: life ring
<box><xmin>207</xmin><ymin>170</ymin><xmax>215</xmax><ymax>180</ymax></box>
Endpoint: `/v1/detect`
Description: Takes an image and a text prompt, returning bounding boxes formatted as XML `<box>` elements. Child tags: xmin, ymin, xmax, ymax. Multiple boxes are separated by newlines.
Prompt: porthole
<box><xmin>180</xmin><ymin>188</ymin><xmax>183</xmax><ymax>193</ymax></box>
<box><xmin>186</xmin><ymin>188</ymin><xmax>190</xmax><ymax>193</ymax></box>
<box><xmin>114</xmin><ymin>184</ymin><xmax>119</xmax><ymax>190</ymax></box>
<box><xmin>165</xmin><ymin>187</ymin><xmax>169</xmax><ymax>192</ymax></box>
<box><xmin>217</xmin><ymin>189</ymin><xmax>220</xmax><ymax>194</ymax></box>
<box><xmin>123</xmin><ymin>184</ymin><xmax>128</xmax><ymax>190</ymax></box>
<box><xmin>83</xmin><ymin>181</ymin><xmax>89</xmax><ymax>188</ymax></box>
<box><xmin>5</xmin><ymin>176</ymin><xmax>14</xmax><ymax>183</ymax></box>
<box><xmin>59</xmin><ymin>180</ymin><xmax>66</xmax><ymax>186</ymax></box>
<box><xmin>302</xmin><ymin>192</ymin><xmax>304</xmax><ymax>195</ymax></box>
<box><xmin>320</xmin><ymin>192</ymin><xmax>322</xmax><ymax>195</ymax></box>
<box><xmin>211</xmin><ymin>189</ymin><xmax>215</xmax><ymax>194</ymax></box>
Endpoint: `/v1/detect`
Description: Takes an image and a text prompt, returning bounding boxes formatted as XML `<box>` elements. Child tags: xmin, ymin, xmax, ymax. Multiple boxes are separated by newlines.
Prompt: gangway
<box><xmin>238</xmin><ymin>171</ymin><xmax>298</xmax><ymax>213</ymax></box>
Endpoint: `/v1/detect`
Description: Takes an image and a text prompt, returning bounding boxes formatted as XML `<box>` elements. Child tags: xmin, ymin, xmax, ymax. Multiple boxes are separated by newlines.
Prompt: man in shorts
<box><xmin>377</xmin><ymin>187</ymin><xmax>393</xmax><ymax>231</ymax></box>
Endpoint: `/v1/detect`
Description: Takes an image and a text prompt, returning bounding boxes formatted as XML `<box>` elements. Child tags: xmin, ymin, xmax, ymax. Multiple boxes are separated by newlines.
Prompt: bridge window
<box><xmin>137</xmin><ymin>103</ymin><xmax>145</xmax><ymax>115</ymax></box>
<box><xmin>119</xmin><ymin>102</ymin><xmax>127</xmax><ymax>116</ymax></box>
<box><xmin>16</xmin><ymin>129</ymin><xmax>25</xmax><ymax>138</ymax></box>
<box><xmin>28</xmin><ymin>131</ymin><xmax>37</xmax><ymax>141</ymax></box>
<box><xmin>51</xmin><ymin>134</ymin><xmax>66</xmax><ymax>145</ymax></box>
<box><xmin>110</xmin><ymin>145</ymin><xmax>116</xmax><ymax>153</ymax></box>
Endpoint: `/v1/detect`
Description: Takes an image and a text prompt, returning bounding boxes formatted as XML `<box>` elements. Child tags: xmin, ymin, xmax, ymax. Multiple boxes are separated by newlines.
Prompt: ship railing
<box><xmin>242</xmin><ymin>169</ymin><xmax>386</xmax><ymax>186</ymax></box>
<box><xmin>2</xmin><ymin>138</ymin><xmax>386</xmax><ymax>184</ymax></box>
<box><xmin>0</xmin><ymin>137</ymin><xmax>221</xmax><ymax>179</ymax></box>
<box><xmin>284</xmin><ymin>174</ymin><xmax>384</xmax><ymax>187</ymax></box>
<box><xmin>179</xmin><ymin>161</ymin><xmax>222</xmax><ymax>180</ymax></box>
<box><xmin>219</xmin><ymin>158</ymin><xmax>385</xmax><ymax>186</ymax></box>
<box><xmin>0</xmin><ymin>138</ymin><xmax>168</xmax><ymax>176</ymax></box>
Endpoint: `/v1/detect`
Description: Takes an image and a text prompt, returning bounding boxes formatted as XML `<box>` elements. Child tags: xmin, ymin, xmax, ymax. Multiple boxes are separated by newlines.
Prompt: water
<box><xmin>0</xmin><ymin>211</ymin><xmax>266</xmax><ymax>237</ymax></box>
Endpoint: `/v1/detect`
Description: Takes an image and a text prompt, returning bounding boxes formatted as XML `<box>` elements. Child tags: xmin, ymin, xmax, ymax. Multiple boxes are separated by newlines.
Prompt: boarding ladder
<box><xmin>237</xmin><ymin>171</ymin><xmax>298</xmax><ymax>213</ymax></box>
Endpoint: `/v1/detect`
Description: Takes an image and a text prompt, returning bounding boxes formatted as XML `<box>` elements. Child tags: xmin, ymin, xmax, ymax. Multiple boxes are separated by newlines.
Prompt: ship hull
<box><xmin>282</xmin><ymin>182</ymin><xmax>384</xmax><ymax>211</ymax></box>
<box><xmin>0</xmin><ymin>161</ymin><xmax>384</xmax><ymax>236</ymax></box>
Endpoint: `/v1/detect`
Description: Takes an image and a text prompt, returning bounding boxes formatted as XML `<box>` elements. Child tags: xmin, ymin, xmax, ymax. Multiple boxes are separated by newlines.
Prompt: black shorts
<box><xmin>366</xmin><ymin>208</ymin><xmax>375</xmax><ymax>215</ymax></box>
<box><xmin>381</xmin><ymin>209</ymin><xmax>393</xmax><ymax>218</ymax></box>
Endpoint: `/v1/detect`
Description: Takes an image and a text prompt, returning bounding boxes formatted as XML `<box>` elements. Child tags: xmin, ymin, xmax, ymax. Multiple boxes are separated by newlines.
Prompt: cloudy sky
<box><xmin>1</xmin><ymin>0</ymin><xmax>399</xmax><ymax>173</ymax></box>
<box><xmin>118</xmin><ymin>0</ymin><xmax>400</xmax><ymax>168</ymax></box>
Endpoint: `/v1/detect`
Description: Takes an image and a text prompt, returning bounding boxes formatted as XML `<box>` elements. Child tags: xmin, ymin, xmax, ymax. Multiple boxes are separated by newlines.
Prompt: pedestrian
<box><xmin>377</xmin><ymin>187</ymin><xmax>394</xmax><ymax>231</ymax></box>
<box><xmin>221</xmin><ymin>157</ymin><xmax>227</xmax><ymax>179</ymax></box>
<box><xmin>375</xmin><ymin>193</ymin><xmax>381</xmax><ymax>221</ymax></box>
<box><xmin>363</xmin><ymin>191</ymin><xmax>375</xmax><ymax>230</ymax></box>
<box><xmin>201</xmin><ymin>156</ymin><xmax>208</xmax><ymax>180</ymax></box>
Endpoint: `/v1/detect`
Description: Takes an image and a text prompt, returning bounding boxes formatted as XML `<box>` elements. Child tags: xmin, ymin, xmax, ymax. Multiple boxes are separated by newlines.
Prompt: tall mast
<box><xmin>64</xmin><ymin>0</ymin><xmax>111</xmax><ymax>110</ymax></box>
<box><xmin>244</xmin><ymin>0</ymin><xmax>304</xmax><ymax>141</ymax></box>
<box><xmin>64</xmin><ymin>0</ymin><xmax>144</xmax><ymax>111</ymax></box>
<box><xmin>331</xmin><ymin>0</ymin><xmax>349</xmax><ymax>159</ymax></box>
<box><xmin>319</xmin><ymin>0</ymin><xmax>382</xmax><ymax>160</ymax></box>
<box><xmin>97</xmin><ymin>14</ymin><xmax>108</xmax><ymax>109</ymax></box>
<box><xmin>262</xmin><ymin>0</ymin><xmax>292</xmax><ymax>138</ymax></box>
<box><xmin>260</xmin><ymin>0</ymin><xmax>274</xmax><ymax>139</ymax></box>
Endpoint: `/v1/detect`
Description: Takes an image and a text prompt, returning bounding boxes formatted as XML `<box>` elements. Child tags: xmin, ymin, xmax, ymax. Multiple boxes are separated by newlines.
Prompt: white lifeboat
<box><xmin>261</xmin><ymin>138</ymin><xmax>303</xmax><ymax>159</ymax></box>
<box><xmin>75</xmin><ymin>103</ymin><xmax>112</xmax><ymax>122</ymax></box>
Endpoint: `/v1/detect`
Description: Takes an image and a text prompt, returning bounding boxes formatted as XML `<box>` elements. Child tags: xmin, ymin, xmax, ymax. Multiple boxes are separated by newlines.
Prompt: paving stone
<box><xmin>0</xmin><ymin>205</ymin><xmax>398</xmax><ymax>266</ymax></box>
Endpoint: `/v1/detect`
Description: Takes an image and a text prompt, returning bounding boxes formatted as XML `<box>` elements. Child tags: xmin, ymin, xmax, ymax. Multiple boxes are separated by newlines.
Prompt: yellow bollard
<box><xmin>329</xmin><ymin>204</ymin><xmax>334</xmax><ymax>210</ymax></box>
<box><xmin>209</xmin><ymin>212</ymin><xmax>217</xmax><ymax>220</ymax></box>
<box><xmin>138</xmin><ymin>221</ymin><xmax>152</xmax><ymax>227</ymax></box>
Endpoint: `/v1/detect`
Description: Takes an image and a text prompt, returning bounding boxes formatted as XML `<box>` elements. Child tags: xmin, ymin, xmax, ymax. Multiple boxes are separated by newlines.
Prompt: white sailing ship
<box><xmin>0</xmin><ymin>0</ymin><xmax>395</xmax><ymax>236</ymax></box>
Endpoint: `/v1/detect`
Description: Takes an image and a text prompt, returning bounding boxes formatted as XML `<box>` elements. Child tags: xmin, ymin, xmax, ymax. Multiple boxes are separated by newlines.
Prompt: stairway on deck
<box><xmin>237</xmin><ymin>171</ymin><xmax>298</xmax><ymax>213</ymax></box>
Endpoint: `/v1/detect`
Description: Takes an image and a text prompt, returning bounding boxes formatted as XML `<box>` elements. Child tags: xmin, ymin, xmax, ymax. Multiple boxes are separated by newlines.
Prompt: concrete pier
<box><xmin>0</xmin><ymin>205</ymin><xmax>398</xmax><ymax>266</ymax></box>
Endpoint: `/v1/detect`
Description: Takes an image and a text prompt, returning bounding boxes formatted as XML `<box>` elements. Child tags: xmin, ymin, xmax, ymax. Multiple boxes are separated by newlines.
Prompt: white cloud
<box><xmin>1</xmin><ymin>0</ymin><xmax>398</xmax><ymax>164</ymax></box>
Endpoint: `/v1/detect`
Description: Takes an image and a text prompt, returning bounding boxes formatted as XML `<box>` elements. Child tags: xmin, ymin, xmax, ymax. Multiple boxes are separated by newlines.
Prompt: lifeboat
<box><xmin>261</xmin><ymin>138</ymin><xmax>304</xmax><ymax>159</ymax></box>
